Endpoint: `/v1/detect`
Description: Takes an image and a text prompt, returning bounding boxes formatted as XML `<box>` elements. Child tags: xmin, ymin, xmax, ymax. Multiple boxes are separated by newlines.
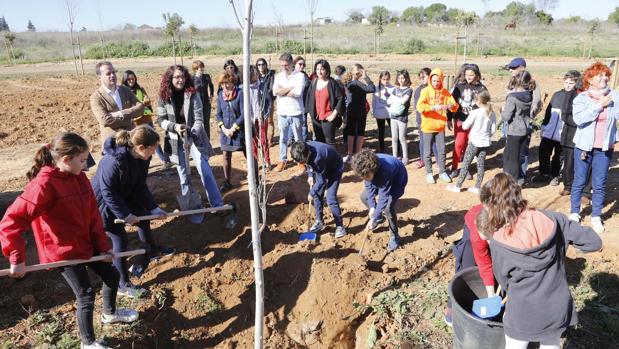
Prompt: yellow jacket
<box><xmin>416</xmin><ymin>68</ymin><xmax>458</xmax><ymax>133</ymax></box>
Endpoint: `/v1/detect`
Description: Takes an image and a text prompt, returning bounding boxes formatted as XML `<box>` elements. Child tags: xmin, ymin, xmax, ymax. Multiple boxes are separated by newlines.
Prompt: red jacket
<box><xmin>0</xmin><ymin>166</ymin><xmax>110</xmax><ymax>265</ymax></box>
<box><xmin>465</xmin><ymin>204</ymin><xmax>495</xmax><ymax>286</ymax></box>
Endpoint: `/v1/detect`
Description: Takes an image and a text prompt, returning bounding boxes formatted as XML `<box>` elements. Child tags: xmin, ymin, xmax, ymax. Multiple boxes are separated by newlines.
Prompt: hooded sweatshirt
<box><xmin>489</xmin><ymin>209</ymin><xmax>602</xmax><ymax>343</ymax></box>
<box><xmin>501</xmin><ymin>90</ymin><xmax>532</xmax><ymax>137</ymax></box>
<box><xmin>92</xmin><ymin>137</ymin><xmax>158</xmax><ymax>223</ymax></box>
<box><xmin>416</xmin><ymin>68</ymin><xmax>459</xmax><ymax>133</ymax></box>
<box><xmin>0</xmin><ymin>166</ymin><xmax>110</xmax><ymax>265</ymax></box>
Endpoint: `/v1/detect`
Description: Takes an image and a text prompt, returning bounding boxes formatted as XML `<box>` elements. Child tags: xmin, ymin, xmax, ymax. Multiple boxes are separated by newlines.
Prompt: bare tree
<box><xmin>305</xmin><ymin>0</ymin><xmax>318</xmax><ymax>68</ymax></box>
<box><xmin>189</xmin><ymin>24</ymin><xmax>198</xmax><ymax>58</ymax></box>
<box><xmin>65</xmin><ymin>0</ymin><xmax>84</xmax><ymax>75</ymax></box>
<box><xmin>271</xmin><ymin>3</ymin><xmax>284</xmax><ymax>52</ymax></box>
<box><xmin>228</xmin><ymin>2</ymin><xmax>265</xmax><ymax>348</ymax></box>
<box><xmin>162</xmin><ymin>12</ymin><xmax>184</xmax><ymax>65</ymax></box>
<box><xmin>587</xmin><ymin>19</ymin><xmax>600</xmax><ymax>59</ymax></box>
<box><xmin>3</xmin><ymin>32</ymin><xmax>16</xmax><ymax>65</ymax></box>
<box><xmin>95</xmin><ymin>0</ymin><xmax>107</xmax><ymax>59</ymax></box>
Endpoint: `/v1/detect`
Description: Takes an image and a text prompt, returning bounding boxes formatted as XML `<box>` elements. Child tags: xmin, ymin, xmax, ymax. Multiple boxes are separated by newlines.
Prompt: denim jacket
<box><xmin>572</xmin><ymin>90</ymin><xmax>619</xmax><ymax>152</ymax></box>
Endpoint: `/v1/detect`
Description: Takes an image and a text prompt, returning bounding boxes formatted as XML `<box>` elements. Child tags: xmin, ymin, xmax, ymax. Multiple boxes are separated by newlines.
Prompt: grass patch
<box><xmin>194</xmin><ymin>289</ymin><xmax>222</xmax><ymax>317</ymax></box>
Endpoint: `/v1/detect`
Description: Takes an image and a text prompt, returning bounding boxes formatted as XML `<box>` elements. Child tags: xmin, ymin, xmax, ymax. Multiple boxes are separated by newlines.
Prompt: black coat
<box><xmin>305</xmin><ymin>78</ymin><xmax>345</xmax><ymax>127</ymax></box>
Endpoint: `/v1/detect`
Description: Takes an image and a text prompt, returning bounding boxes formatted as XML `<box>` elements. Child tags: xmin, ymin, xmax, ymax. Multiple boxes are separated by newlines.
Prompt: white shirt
<box><xmin>462</xmin><ymin>107</ymin><xmax>497</xmax><ymax>148</ymax></box>
<box><xmin>273</xmin><ymin>69</ymin><xmax>306</xmax><ymax>116</ymax></box>
<box><xmin>103</xmin><ymin>84</ymin><xmax>123</xmax><ymax>111</ymax></box>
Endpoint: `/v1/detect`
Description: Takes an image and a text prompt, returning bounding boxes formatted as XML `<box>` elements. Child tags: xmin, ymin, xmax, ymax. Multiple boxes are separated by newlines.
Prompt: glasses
<box><xmin>297</xmin><ymin>62</ymin><xmax>306</xmax><ymax>66</ymax></box>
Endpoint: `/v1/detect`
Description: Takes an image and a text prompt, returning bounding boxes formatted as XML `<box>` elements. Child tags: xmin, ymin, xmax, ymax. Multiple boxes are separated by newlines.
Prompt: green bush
<box><xmin>84</xmin><ymin>42</ymin><xmax>151</xmax><ymax>59</ymax></box>
<box><xmin>400</xmin><ymin>38</ymin><xmax>426</xmax><ymax>54</ymax></box>
<box><xmin>280</xmin><ymin>40</ymin><xmax>305</xmax><ymax>54</ymax></box>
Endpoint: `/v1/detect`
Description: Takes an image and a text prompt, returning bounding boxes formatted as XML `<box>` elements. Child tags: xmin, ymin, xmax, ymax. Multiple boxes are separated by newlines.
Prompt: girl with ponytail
<box><xmin>92</xmin><ymin>125</ymin><xmax>175</xmax><ymax>299</ymax></box>
<box><xmin>0</xmin><ymin>132</ymin><xmax>139</xmax><ymax>349</ymax></box>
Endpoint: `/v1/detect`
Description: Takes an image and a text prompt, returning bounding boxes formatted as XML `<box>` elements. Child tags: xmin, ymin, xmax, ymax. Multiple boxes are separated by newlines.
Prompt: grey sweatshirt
<box><xmin>501</xmin><ymin>91</ymin><xmax>532</xmax><ymax>136</ymax></box>
<box><xmin>489</xmin><ymin>209</ymin><xmax>602</xmax><ymax>343</ymax></box>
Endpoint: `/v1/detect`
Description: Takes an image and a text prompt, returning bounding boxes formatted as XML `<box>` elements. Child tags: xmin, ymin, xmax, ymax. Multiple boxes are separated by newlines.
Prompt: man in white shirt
<box><xmin>90</xmin><ymin>61</ymin><xmax>144</xmax><ymax>147</ymax></box>
<box><xmin>272</xmin><ymin>52</ymin><xmax>307</xmax><ymax>172</ymax></box>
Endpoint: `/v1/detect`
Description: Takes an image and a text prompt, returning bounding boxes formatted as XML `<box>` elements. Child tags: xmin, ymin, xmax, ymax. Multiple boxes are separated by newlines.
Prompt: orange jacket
<box><xmin>416</xmin><ymin>68</ymin><xmax>458</xmax><ymax>133</ymax></box>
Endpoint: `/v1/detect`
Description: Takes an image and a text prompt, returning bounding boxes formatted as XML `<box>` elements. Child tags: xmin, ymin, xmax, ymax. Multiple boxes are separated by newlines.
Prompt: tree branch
<box><xmin>229</xmin><ymin>0</ymin><xmax>244</xmax><ymax>31</ymax></box>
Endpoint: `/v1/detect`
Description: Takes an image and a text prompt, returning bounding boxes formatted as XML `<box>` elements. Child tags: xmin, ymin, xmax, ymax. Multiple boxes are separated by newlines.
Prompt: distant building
<box><xmin>316</xmin><ymin>17</ymin><xmax>332</xmax><ymax>25</ymax></box>
<box><xmin>361</xmin><ymin>18</ymin><xmax>370</xmax><ymax>25</ymax></box>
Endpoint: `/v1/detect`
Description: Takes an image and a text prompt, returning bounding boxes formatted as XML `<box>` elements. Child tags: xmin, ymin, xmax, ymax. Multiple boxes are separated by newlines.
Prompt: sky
<box><xmin>0</xmin><ymin>0</ymin><xmax>616</xmax><ymax>32</ymax></box>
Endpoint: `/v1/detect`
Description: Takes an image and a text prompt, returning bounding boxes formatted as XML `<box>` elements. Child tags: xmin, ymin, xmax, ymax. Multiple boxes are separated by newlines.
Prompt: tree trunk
<box><xmin>178</xmin><ymin>33</ymin><xmax>184</xmax><ymax>66</ymax></box>
<box><xmin>588</xmin><ymin>33</ymin><xmax>593</xmax><ymax>59</ymax></box>
<box><xmin>69</xmin><ymin>25</ymin><xmax>79</xmax><ymax>76</ymax></box>
<box><xmin>190</xmin><ymin>32</ymin><xmax>196</xmax><ymax>58</ymax></box>
<box><xmin>76</xmin><ymin>32</ymin><xmax>84</xmax><ymax>75</ymax></box>
<box><xmin>172</xmin><ymin>36</ymin><xmax>177</xmax><ymax>65</ymax></box>
<box><xmin>310</xmin><ymin>13</ymin><xmax>314</xmax><ymax>67</ymax></box>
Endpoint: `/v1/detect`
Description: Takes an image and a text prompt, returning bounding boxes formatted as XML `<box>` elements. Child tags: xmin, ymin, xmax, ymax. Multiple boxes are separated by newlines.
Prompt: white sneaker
<box><xmin>81</xmin><ymin>341</ymin><xmax>111</xmax><ymax>349</ymax></box>
<box><xmin>591</xmin><ymin>217</ymin><xmax>605</xmax><ymax>234</ymax></box>
<box><xmin>467</xmin><ymin>187</ymin><xmax>480</xmax><ymax>194</ymax></box>
<box><xmin>568</xmin><ymin>213</ymin><xmax>581</xmax><ymax>222</ymax></box>
<box><xmin>446</xmin><ymin>185</ymin><xmax>461</xmax><ymax>193</ymax></box>
<box><xmin>117</xmin><ymin>284</ymin><xmax>146</xmax><ymax>299</ymax></box>
<box><xmin>426</xmin><ymin>173</ymin><xmax>436</xmax><ymax>184</ymax></box>
<box><xmin>101</xmin><ymin>308</ymin><xmax>139</xmax><ymax>324</ymax></box>
<box><xmin>334</xmin><ymin>226</ymin><xmax>347</xmax><ymax>238</ymax></box>
<box><xmin>342</xmin><ymin>155</ymin><xmax>351</xmax><ymax>163</ymax></box>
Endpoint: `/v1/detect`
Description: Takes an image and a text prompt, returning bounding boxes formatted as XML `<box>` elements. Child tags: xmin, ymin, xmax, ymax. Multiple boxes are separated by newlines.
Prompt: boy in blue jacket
<box><xmin>352</xmin><ymin>149</ymin><xmax>408</xmax><ymax>251</ymax></box>
<box><xmin>291</xmin><ymin>141</ymin><xmax>345</xmax><ymax>237</ymax></box>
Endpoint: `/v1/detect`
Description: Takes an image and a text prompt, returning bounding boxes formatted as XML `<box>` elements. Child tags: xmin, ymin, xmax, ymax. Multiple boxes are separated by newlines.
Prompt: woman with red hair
<box><xmin>157</xmin><ymin>65</ymin><xmax>224</xmax><ymax>214</ymax></box>
<box><xmin>570</xmin><ymin>62</ymin><xmax>618</xmax><ymax>234</ymax></box>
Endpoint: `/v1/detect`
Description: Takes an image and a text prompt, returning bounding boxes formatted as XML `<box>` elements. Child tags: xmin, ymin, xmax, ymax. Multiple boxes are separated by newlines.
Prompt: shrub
<box><xmin>401</xmin><ymin>38</ymin><xmax>426</xmax><ymax>54</ymax></box>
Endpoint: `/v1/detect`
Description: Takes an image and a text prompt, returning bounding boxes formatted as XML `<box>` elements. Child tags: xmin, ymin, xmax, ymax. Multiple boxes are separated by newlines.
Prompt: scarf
<box><xmin>223</xmin><ymin>87</ymin><xmax>237</xmax><ymax>101</ymax></box>
<box><xmin>587</xmin><ymin>87</ymin><xmax>610</xmax><ymax>99</ymax></box>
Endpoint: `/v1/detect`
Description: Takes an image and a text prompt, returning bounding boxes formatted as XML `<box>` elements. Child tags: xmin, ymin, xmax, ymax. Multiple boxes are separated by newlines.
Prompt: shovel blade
<box><xmin>472</xmin><ymin>296</ymin><xmax>502</xmax><ymax>319</ymax></box>
<box><xmin>176</xmin><ymin>191</ymin><xmax>204</xmax><ymax>223</ymax></box>
<box><xmin>299</xmin><ymin>232</ymin><xmax>317</xmax><ymax>242</ymax></box>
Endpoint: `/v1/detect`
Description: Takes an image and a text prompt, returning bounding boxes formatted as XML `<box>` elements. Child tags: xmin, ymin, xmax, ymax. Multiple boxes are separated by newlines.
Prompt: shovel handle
<box><xmin>0</xmin><ymin>249</ymin><xmax>146</xmax><ymax>277</ymax></box>
<box><xmin>114</xmin><ymin>204</ymin><xmax>234</xmax><ymax>224</ymax></box>
<box><xmin>357</xmin><ymin>226</ymin><xmax>371</xmax><ymax>256</ymax></box>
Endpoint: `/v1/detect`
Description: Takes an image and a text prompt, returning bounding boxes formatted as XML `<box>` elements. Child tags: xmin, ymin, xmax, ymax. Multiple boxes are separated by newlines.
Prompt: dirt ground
<box><xmin>0</xmin><ymin>55</ymin><xmax>617</xmax><ymax>349</ymax></box>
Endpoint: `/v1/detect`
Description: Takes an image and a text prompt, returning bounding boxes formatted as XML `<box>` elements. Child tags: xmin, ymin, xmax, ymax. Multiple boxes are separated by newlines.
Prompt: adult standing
<box><xmin>90</xmin><ymin>61</ymin><xmax>144</xmax><ymax>148</ymax></box>
<box><xmin>156</xmin><ymin>65</ymin><xmax>224</xmax><ymax>211</ymax></box>
<box><xmin>121</xmin><ymin>70</ymin><xmax>171</xmax><ymax>167</ymax></box>
<box><xmin>272</xmin><ymin>52</ymin><xmax>307</xmax><ymax>172</ymax></box>
<box><xmin>503</xmin><ymin>57</ymin><xmax>543</xmax><ymax>184</ymax></box>
<box><xmin>305</xmin><ymin>59</ymin><xmax>344</xmax><ymax>145</ymax></box>
<box><xmin>248</xmin><ymin>65</ymin><xmax>272</xmax><ymax>170</ymax></box>
<box><xmin>570</xmin><ymin>62</ymin><xmax>618</xmax><ymax>234</ymax></box>
<box><xmin>344</xmin><ymin>64</ymin><xmax>376</xmax><ymax>162</ymax></box>
<box><xmin>294</xmin><ymin>56</ymin><xmax>312</xmax><ymax>141</ymax></box>
<box><xmin>256</xmin><ymin>58</ymin><xmax>276</xmax><ymax>146</ymax></box>
<box><xmin>192</xmin><ymin>60</ymin><xmax>215</xmax><ymax>138</ymax></box>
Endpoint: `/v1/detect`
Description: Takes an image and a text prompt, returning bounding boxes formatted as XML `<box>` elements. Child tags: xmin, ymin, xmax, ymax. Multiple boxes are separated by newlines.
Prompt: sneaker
<box><xmin>444</xmin><ymin>308</ymin><xmax>453</xmax><ymax>327</ymax></box>
<box><xmin>439</xmin><ymin>172</ymin><xmax>452</xmax><ymax>183</ymax></box>
<box><xmin>128</xmin><ymin>264</ymin><xmax>144</xmax><ymax>278</ymax></box>
<box><xmin>591</xmin><ymin>217</ymin><xmax>605</xmax><ymax>234</ymax></box>
<box><xmin>151</xmin><ymin>246</ymin><xmax>176</xmax><ymax>262</ymax></box>
<box><xmin>219</xmin><ymin>181</ymin><xmax>233</xmax><ymax>193</ymax></box>
<box><xmin>81</xmin><ymin>341</ymin><xmax>111</xmax><ymax>349</ymax></box>
<box><xmin>568</xmin><ymin>213</ymin><xmax>581</xmax><ymax>222</ymax></box>
<box><xmin>549</xmin><ymin>177</ymin><xmax>560</xmax><ymax>186</ymax></box>
<box><xmin>309</xmin><ymin>220</ymin><xmax>325</xmax><ymax>233</ymax></box>
<box><xmin>274</xmin><ymin>162</ymin><xmax>286</xmax><ymax>172</ymax></box>
<box><xmin>296</xmin><ymin>163</ymin><xmax>306</xmax><ymax>174</ymax></box>
<box><xmin>100</xmin><ymin>308</ymin><xmax>139</xmax><ymax>324</ymax></box>
<box><xmin>465</xmin><ymin>172</ymin><xmax>473</xmax><ymax>180</ymax></box>
<box><xmin>342</xmin><ymin>155</ymin><xmax>352</xmax><ymax>163</ymax></box>
<box><xmin>117</xmin><ymin>284</ymin><xmax>147</xmax><ymax>299</ymax></box>
<box><xmin>402</xmin><ymin>158</ymin><xmax>409</xmax><ymax>165</ymax></box>
<box><xmin>387</xmin><ymin>236</ymin><xmax>400</xmax><ymax>252</ymax></box>
<box><xmin>467</xmin><ymin>187</ymin><xmax>480</xmax><ymax>194</ymax></box>
<box><xmin>334</xmin><ymin>226</ymin><xmax>347</xmax><ymax>238</ymax></box>
<box><xmin>533</xmin><ymin>174</ymin><xmax>550</xmax><ymax>183</ymax></box>
<box><xmin>375</xmin><ymin>215</ymin><xmax>385</xmax><ymax>225</ymax></box>
<box><xmin>426</xmin><ymin>173</ymin><xmax>435</xmax><ymax>184</ymax></box>
<box><xmin>517</xmin><ymin>178</ymin><xmax>525</xmax><ymax>186</ymax></box>
<box><xmin>414</xmin><ymin>160</ymin><xmax>424</xmax><ymax>169</ymax></box>
<box><xmin>446</xmin><ymin>185</ymin><xmax>461</xmax><ymax>193</ymax></box>
<box><xmin>449</xmin><ymin>170</ymin><xmax>459</xmax><ymax>179</ymax></box>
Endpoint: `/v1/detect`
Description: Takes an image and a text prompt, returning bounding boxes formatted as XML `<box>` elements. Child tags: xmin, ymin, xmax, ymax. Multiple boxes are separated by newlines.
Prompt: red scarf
<box><xmin>223</xmin><ymin>88</ymin><xmax>237</xmax><ymax>101</ymax></box>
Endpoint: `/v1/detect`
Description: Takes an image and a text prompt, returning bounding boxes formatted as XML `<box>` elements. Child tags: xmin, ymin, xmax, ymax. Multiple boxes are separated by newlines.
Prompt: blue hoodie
<box><xmin>92</xmin><ymin>137</ymin><xmax>158</xmax><ymax>223</ymax></box>
<box><xmin>365</xmin><ymin>154</ymin><xmax>408</xmax><ymax>221</ymax></box>
<box><xmin>306</xmin><ymin>141</ymin><xmax>343</xmax><ymax>196</ymax></box>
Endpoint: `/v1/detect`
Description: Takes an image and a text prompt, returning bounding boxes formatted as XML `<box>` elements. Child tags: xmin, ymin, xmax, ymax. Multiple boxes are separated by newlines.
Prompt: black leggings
<box><xmin>313</xmin><ymin>119</ymin><xmax>338</xmax><ymax>145</ymax></box>
<box><xmin>60</xmin><ymin>261</ymin><xmax>119</xmax><ymax>344</ymax></box>
<box><xmin>376</xmin><ymin>119</ymin><xmax>390</xmax><ymax>152</ymax></box>
<box><xmin>504</xmin><ymin>135</ymin><xmax>528</xmax><ymax>180</ymax></box>
<box><xmin>345</xmin><ymin>113</ymin><xmax>368</xmax><ymax>137</ymax></box>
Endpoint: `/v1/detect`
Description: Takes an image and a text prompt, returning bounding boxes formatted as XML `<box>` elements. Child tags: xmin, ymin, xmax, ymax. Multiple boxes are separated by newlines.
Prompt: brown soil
<box><xmin>0</xmin><ymin>58</ymin><xmax>617</xmax><ymax>348</ymax></box>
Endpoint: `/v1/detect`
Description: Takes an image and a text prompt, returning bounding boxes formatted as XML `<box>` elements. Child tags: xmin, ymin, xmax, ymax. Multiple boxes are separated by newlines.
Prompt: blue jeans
<box><xmin>286</xmin><ymin>113</ymin><xmax>309</xmax><ymax>142</ymax></box>
<box><xmin>416</xmin><ymin>114</ymin><xmax>437</xmax><ymax>163</ymax></box>
<box><xmin>311</xmin><ymin>172</ymin><xmax>343</xmax><ymax>226</ymax></box>
<box><xmin>571</xmin><ymin>147</ymin><xmax>613</xmax><ymax>217</ymax></box>
<box><xmin>278</xmin><ymin>114</ymin><xmax>303</xmax><ymax>162</ymax></box>
<box><xmin>176</xmin><ymin>142</ymin><xmax>224</xmax><ymax>207</ymax></box>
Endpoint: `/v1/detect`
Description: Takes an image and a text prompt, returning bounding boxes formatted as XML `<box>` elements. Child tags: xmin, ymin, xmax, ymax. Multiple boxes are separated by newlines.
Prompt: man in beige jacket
<box><xmin>90</xmin><ymin>61</ymin><xmax>144</xmax><ymax>147</ymax></box>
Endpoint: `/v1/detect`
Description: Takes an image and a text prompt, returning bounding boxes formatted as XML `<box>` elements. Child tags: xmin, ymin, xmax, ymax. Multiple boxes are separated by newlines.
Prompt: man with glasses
<box><xmin>90</xmin><ymin>61</ymin><xmax>144</xmax><ymax>147</ymax></box>
<box><xmin>503</xmin><ymin>57</ymin><xmax>543</xmax><ymax>185</ymax></box>
<box><xmin>272</xmin><ymin>52</ymin><xmax>307</xmax><ymax>172</ymax></box>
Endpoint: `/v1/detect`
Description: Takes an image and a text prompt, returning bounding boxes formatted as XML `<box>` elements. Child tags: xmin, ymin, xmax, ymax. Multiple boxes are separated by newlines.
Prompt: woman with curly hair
<box><xmin>477</xmin><ymin>173</ymin><xmax>601</xmax><ymax>349</ymax></box>
<box><xmin>156</xmin><ymin>65</ymin><xmax>223</xmax><ymax>212</ymax></box>
<box><xmin>569</xmin><ymin>62</ymin><xmax>619</xmax><ymax>234</ymax></box>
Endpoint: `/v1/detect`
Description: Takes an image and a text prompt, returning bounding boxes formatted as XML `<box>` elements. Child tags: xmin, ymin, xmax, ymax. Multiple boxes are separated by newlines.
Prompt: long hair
<box><xmin>476</xmin><ymin>90</ymin><xmax>493</xmax><ymax>117</ymax></box>
<box><xmin>377</xmin><ymin>70</ymin><xmax>391</xmax><ymax>91</ymax></box>
<box><xmin>313</xmin><ymin>59</ymin><xmax>331</xmax><ymax>78</ymax></box>
<box><xmin>158</xmin><ymin>65</ymin><xmax>195</xmax><ymax>103</ymax></box>
<box><xmin>507</xmin><ymin>71</ymin><xmax>536</xmax><ymax>91</ymax></box>
<box><xmin>457</xmin><ymin>63</ymin><xmax>482</xmax><ymax>85</ymax></box>
<box><xmin>121</xmin><ymin>70</ymin><xmax>141</xmax><ymax>93</ymax></box>
<box><xmin>396</xmin><ymin>69</ymin><xmax>412</xmax><ymax>88</ymax></box>
<box><xmin>27</xmin><ymin>133</ymin><xmax>89</xmax><ymax>180</ymax></box>
<box><xmin>479</xmin><ymin>173</ymin><xmax>528</xmax><ymax>236</ymax></box>
<box><xmin>114</xmin><ymin>125</ymin><xmax>160</xmax><ymax>149</ymax></box>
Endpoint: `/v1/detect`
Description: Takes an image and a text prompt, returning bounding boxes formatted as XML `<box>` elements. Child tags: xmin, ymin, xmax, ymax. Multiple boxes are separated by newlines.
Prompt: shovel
<box><xmin>113</xmin><ymin>205</ymin><xmax>234</xmax><ymax>224</ymax></box>
<box><xmin>0</xmin><ymin>249</ymin><xmax>146</xmax><ymax>277</ymax></box>
<box><xmin>472</xmin><ymin>285</ymin><xmax>508</xmax><ymax>319</ymax></box>
<box><xmin>176</xmin><ymin>132</ymin><xmax>204</xmax><ymax>224</ymax></box>
<box><xmin>298</xmin><ymin>198</ymin><xmax>317</xmax><ymax>242</ymax></box>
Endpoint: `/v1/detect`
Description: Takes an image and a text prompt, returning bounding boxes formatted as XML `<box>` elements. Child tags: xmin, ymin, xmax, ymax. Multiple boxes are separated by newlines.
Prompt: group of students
<box><xmin>0</xmin><ymin>55</ymin><xmax>617</xmax><ymax>348</ymax></box>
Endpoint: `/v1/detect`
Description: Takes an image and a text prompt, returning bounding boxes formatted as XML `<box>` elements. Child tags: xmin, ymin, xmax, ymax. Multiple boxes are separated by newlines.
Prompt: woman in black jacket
<box><xmin>344</xmin><ymin>63</ymin><xmax>376</xmax><ymax>162</ymax></box>
<box><xmin>305</xmin><ymin>59</ymin><xmax>344</xmax><ymax>145</ymax></box>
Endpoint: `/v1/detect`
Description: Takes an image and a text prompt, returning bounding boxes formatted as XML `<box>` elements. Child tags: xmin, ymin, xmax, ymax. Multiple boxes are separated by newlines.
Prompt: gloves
<box><xmin>150</xmin><ymin>207</ymin><xmax>168</xmax><ymax>219</ymax></box>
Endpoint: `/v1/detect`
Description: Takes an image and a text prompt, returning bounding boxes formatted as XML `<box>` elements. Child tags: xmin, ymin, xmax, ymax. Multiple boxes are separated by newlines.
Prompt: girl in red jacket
<box><xmin>0</xmin><ymin>132</ymin><xmax>138</xmax><ymax>349</ymax></box>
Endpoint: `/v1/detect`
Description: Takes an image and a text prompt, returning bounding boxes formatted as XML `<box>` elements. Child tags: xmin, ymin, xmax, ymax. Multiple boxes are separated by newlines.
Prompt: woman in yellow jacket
<box><xmin>416</xmin><ymin>68</ymin><xmax>458</xmax><ymax>184</ymax></box>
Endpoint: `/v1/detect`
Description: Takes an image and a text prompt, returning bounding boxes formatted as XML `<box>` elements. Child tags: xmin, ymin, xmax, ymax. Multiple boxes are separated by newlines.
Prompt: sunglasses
<box><xmin>257</xmin><ymin>63</ymin><xmax>266</xmax><ymax>66</ymax></box>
